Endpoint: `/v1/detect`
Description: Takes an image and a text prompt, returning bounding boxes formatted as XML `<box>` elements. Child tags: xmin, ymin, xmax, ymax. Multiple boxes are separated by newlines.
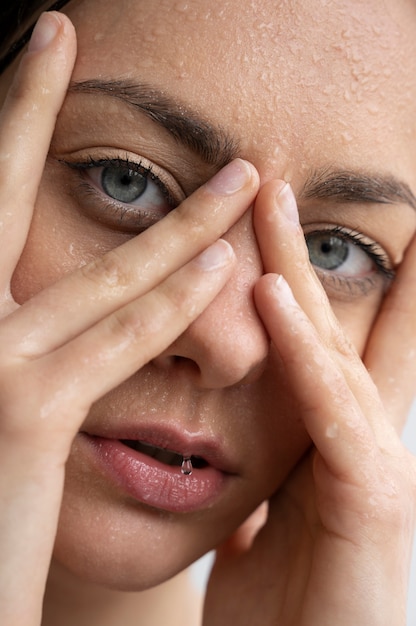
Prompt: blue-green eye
<box><xmin>64</xmin><ymin>154</ymin><xmax>184</xmax><ymax>232</ymax></box>
<box><xmin>100</xmin><ymin>165</ymin><xmax>149</xmax><ymax>204</ymax></box>
<box><xmin>305</xmin><ymin>229</ymin><xmax>393</xmax><ymax>278</ymax></box>
<box><xmin>88</xmin><ymin>161</ymin><xmax>171</xmax><ymax>211</ymax></box>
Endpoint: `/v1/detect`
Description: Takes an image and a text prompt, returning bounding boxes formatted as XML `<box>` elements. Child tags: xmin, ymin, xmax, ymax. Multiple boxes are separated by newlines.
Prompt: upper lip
<box><xmin>81</xmin><ymin>421</ymin><xmax>237</xmax><ymax>474</ymax></box>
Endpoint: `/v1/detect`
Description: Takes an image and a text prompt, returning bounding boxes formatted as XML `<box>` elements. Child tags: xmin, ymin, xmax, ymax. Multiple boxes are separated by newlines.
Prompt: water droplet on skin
<box><xmin>366</xmin><ymin>103</ymin><xmax>379</xmax><ymax>115</ymax></box>
<box><xmin>181</xmin><ymin>457</ymin><xmax>193</xmax><ymax>475</ymax></box>
<box><xmin>326</xmin><ymin>423</ymin><xmax>339</xmax><ymax>439</ymax></box>
<box><xmin>341</xmin><ymin>131</ymin><xmax>353</xmax><ymax>143</ymax></box>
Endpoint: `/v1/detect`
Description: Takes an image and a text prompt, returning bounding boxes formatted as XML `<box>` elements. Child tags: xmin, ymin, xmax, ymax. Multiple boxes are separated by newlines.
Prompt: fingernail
<box><xmin>205</xmin><ymin>159</ymin><xmax>252</xmax><ymax>195</ymax></box>
<box><xmin>274</xmin><ymin>274</ymin><xmax>297</xmax><ymax>304</ymax></box>
<box><xmin>194</xmin><ymin>240</ymin><xmax>234</xmax><ymax>270</ymax></box>
<box><xmin>277</xmin><ymin>183</ymin><xmax>299</xmax><ymax>224</ymax></box>
<box><xmin>28</xmin><ymin>12</ymin><xmax>60</xmax><ymax>53</ymax></box>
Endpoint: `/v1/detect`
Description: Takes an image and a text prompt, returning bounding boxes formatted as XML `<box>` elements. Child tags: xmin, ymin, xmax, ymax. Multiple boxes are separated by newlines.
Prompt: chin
<box><xmin>52</xmin><ymin>543</ymin><xmax>194</xmax><ymax>592</ymax></box>
<box><xmin>48</xmin><ymin>430</ymin><xmax>257</xmax><ymax>591</ymax></box>
<box><xmin>51</xmin><ymin>492</ymin><xmax>213</xmax><ymax>591</ymax></box>
<box><xmin>52</xmin><ymin>525</ymin><xmax>205</xmax><ymax>592</ymax></box>
<box><xmin>50</xmin><ymin>458</ymin><xmax>238</xmax><ymax>592</ymax></box>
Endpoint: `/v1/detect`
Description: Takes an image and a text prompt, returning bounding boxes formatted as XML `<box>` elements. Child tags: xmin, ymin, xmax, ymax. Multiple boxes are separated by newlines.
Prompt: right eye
<box><xmin>63</xmin><ymin>155</ymin><xmax>184</xmax><ymax>232</ymax></box>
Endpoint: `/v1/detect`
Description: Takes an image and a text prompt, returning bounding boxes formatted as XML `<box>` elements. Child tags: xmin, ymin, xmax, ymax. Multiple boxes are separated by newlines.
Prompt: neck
<box><xmin>42</xmin><ymin>561</ymin><xmax>203</xmax><ymax>626</ymax></box>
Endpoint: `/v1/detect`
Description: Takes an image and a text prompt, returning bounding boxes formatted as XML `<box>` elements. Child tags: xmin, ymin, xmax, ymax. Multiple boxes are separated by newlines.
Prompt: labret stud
<box><xmin>181</xmin><ymin>456</ymin><xmax>193</xmax><ymax>476</ymax></box>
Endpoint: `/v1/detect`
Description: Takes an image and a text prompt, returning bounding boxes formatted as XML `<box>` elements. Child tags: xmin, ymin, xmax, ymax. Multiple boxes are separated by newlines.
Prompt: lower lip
<box><xmin>82</xmin><ymin>434</ymin><xmax>227</xmax><ymax>513</ymax></box>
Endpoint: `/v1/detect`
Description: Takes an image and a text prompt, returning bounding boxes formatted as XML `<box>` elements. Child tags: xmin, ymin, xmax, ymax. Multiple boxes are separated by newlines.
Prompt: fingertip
<box><xmin>205</xmin><ymin>159</ymin><xmax>259</xmax><ymax>196</ymax></box>
<box><xmin>253</xmin><ymin>272</ymin><xmax>278</xmax><ymax>306</ymax></box>
<box><xmin>28</xmin><ymin>12</ymin><xmax>61</xmax><ymax>54</ymax></box>
<box><xmin>252</xmin><ymin>179</ymin><xmax>287</xmax><ymax>233</ymax></box>
<box><xmin>254</xmin><ymin>274</ymin><xmax>300</xmax><ymax>322</ymax></box>
<box><xmin>193</xmin><ymin>239</ymin><xmax>235</xmax><ymax>270</ymax></box>
<box><xmin>254</xmin><ymin>179</ymin><xmax>300</xmax><ymax>228</ymax></box>
<box><xmin>25</xmin><ymin>11</ymin><xmax>77</xmax><ymax>70</ymax></box>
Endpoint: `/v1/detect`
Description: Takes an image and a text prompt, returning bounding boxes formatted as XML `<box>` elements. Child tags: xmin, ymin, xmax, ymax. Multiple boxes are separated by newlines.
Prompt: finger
<box><xmin>1</xmin><ymin>239</ymin><xmax>234</xmax><ymax>613</ymax></box>
<box><xmin>0</xmin><ymin>12</ymin><xmax>76</xmax><ymax>285</ymax></box>
<box><xmin>24</xmin><ymin>240</ymin><xmax>235</xmax><ymax>436</ymax></box>
<box><xmin>253</xmin><ymin>179</ymin><xmax>340</xmax><ymax>338</ymax></box>
<box><xmin>254</xmin><ymin>274</ymin><xmax>387</xmax><ymax>477</ymax></box>
<box><xmin>254</xmin><ymin>180</ymin><xmax>396</xmax><ymax>441</ymax></box>
<box><xmin>255</xmin><ymin>179</ymin><xmax>416</xmax><ymax>431</ymax></box>
<box><xmin>364</xmin><ymin>233</ymin><xmax>416</xmax><ymax>429</ymax></box>
<box><xmin>0</xmin><ymin>159</ymin><xmax>259</xmax><ymax>356</ymax></box>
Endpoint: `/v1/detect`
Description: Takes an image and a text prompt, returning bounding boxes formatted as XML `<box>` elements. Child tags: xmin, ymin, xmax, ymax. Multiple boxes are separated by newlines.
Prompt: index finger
<box><xmin>0</xmin><ymin>12</ymin><xmax>76</xmax><ymax>282</ymax></box>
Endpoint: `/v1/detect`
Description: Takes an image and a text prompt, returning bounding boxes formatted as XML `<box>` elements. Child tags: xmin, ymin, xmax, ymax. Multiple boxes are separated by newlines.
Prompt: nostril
<box><xmin>152</xmin><ymin>352</ymin><xmax>202</xmax><ymax>376</ymax></box>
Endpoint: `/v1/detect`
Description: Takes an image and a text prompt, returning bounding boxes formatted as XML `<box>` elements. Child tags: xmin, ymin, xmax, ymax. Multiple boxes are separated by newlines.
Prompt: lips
<box><xmin>79</xmin><ymin>428</ymin><xmax>232</xmax><ymax>513</ymax></box>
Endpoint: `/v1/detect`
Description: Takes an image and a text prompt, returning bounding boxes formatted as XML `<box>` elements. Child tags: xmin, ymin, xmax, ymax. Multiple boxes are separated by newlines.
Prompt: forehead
<box><xmin>65</xmin><ymin>0</ymin><xmax>416</xmax><ymax>184</ymax></box>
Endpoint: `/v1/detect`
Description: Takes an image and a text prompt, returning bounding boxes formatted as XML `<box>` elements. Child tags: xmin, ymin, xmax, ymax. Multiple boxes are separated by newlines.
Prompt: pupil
<box><xmin>102</xmin><ymin>166</ymin><xmax>147</xmax><ymax>203</ymax></box>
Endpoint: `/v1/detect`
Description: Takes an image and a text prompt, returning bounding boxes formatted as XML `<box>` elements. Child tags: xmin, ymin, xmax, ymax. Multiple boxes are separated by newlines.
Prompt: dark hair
<box><xmin>0</xmin><ymin>0</ymin><xmax>72</xmax><ymax>74</ymax></box>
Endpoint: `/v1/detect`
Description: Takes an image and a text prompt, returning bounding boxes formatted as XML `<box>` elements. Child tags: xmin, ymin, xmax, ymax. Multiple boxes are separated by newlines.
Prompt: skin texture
<box><xmin>0</xmin><ymin>1</ymin><xmax>415</xmax><ymax>625</ymax></box>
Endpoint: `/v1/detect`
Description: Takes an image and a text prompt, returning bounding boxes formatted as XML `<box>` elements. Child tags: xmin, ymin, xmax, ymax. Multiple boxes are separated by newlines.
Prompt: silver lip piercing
<box><xmin>181</xmin><ymin>456</ymin><xmax>193</xmax><ymax>476</ymax></box>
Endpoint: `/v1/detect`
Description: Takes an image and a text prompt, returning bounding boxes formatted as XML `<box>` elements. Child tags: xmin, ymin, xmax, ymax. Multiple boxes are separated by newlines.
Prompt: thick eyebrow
<box><xmin>69</xmin><ymin>78</ymin><xmax>239</xmax><ymax>169</ymax></box>
<box><xmin>67</xmin><ymin>80</ymin><xmax>416</xmax><ymax>211</ymax></box>
<box><xmin>302</xmin><ymin>167</ymin><xmax>416</xmax><ymax>210</ymax></box>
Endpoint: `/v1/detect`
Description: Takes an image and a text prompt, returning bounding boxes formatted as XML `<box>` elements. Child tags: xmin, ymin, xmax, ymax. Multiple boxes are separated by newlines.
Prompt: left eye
<box><xmin>306</xmin><ymin>231</ymin><xmax>375</xmax><ymax>276</ymax></box>
<box><xmin>88</xmin><ymin>164</ymin><xmax>167</xmax><ymax>209</ymax></box>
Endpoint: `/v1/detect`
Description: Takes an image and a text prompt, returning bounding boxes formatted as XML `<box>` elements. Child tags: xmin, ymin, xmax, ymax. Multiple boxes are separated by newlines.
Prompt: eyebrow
<box><xmin>69</xmin><ymin>78</ymin><xmax>239</xmax><ymax>169</ymax></box>
<box><xmin>302</xmin><ymin>168</ymin><xmax>416</xmax><ymax>210</ymax></box>
<box><xmin>68</xmin><ymin>79</ymin><xmax>416</xmax><ymax>211</ymax></box>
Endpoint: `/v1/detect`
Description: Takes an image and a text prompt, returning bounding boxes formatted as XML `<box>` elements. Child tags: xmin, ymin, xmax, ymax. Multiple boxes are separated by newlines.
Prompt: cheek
<box><xmin>331</xmin><ymin>293</ymin><xmax>384</xmax><ymax>355</ymax></box>
<box><xmin>11</xmin><ymin>184</ymin><xmax>131</xmax><ymax>303</ymax></box>
<box><xmin>11</xmin><ymin>216</ymin><xmax>67</xmax><ymax>304</ymax></box>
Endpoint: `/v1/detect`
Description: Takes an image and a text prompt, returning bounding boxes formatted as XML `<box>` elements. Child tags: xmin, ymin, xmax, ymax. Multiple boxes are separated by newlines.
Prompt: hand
<box><xmin>0</xmin><ymin>13</ymin><xmax>260</xmax><ymax>625</ymax></box>
<box><xmin>204</xmin><ymin>181</ymin><xmax>416</xmax><ymax>625</ymax></box>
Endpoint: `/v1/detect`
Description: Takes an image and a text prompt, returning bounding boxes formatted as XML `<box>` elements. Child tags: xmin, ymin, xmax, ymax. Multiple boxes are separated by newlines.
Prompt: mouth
<box><xmin>119</xmin><ymin>439</ymin><xmax>209</xmax><ymax>470</ymax></box>
<box><xmin>80</xmin><ymin>430</ymin><xmax>230</xmax><ymax>513</ymax></box>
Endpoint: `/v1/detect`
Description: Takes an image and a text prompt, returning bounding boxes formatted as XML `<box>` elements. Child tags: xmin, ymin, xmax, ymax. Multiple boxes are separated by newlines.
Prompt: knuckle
<box><xmin>169</xmin><ymin>202</ymin><xmax>207</xmax><ymax>238</ymax></box>
<box><xmin>362</xmin><ymin>463</ymin><xmax>415</xmax><ymax>533</ymax></box>
<box><xmin>161</xmin><ymin>280</ymin><xmax>205</xmax><ymax>322</ymax></box>
<box><xmin>80</xmin><ymin>249</ymin><xmax>132</xmax><ymax>292</ymax></box>
<box><xmin>5</xmin><ymin>57</ymin><xmax>68</xmax><ymax>121</ymax></box>
<box><xmin>7</xmin><ymin>69</ymin><xmax>34</xmax><ymax>104</ymax></box>
<box><xmin>108</xmin><ymin>286</ymin><xmax>193</xmax><ymax>345</ymax></box>
<box><xmin>109</xmin><ymin>308</ymin><xmax>145</xmax><ymax>342</ymax></box>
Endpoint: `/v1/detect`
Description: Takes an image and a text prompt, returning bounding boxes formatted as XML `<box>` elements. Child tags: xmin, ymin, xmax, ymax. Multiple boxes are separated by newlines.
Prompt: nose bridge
<box><xmin>152</xmin><ymin>215</ymin><xmax>270</xmax><ymax>389</ymax></box>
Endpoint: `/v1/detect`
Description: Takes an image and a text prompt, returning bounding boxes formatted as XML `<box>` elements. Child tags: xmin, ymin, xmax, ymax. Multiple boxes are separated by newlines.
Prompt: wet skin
<box><xmin>1</xmin><ymin>0</ymin><xmax>416</xmax><ymax>591</ymax></box>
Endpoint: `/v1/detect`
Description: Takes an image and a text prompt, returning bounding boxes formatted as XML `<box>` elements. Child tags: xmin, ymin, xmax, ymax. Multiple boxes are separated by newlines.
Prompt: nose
<box><xmin>151</xmin><ymin>214</ymin><xmax>270</xmax><ymax>389</ymax></box>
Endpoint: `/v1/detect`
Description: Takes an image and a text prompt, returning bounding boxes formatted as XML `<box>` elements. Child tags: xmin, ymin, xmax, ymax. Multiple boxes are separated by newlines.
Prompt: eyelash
<box><xmin>330</xmin><ymin>226</ymin><xmax>396</xmax><ymax>272</ymax></box>
<box><xmin>65</xmin><ymin>154</ymin><xmax>180</xmax><ymax>209</ymax></box>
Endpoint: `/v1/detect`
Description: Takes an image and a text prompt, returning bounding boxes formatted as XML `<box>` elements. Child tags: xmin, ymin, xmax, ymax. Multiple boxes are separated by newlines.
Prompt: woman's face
<box><xmin>3</xmin><ymin>0</ymin><xmax>416</xmax><ymax>590</ymax></box>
